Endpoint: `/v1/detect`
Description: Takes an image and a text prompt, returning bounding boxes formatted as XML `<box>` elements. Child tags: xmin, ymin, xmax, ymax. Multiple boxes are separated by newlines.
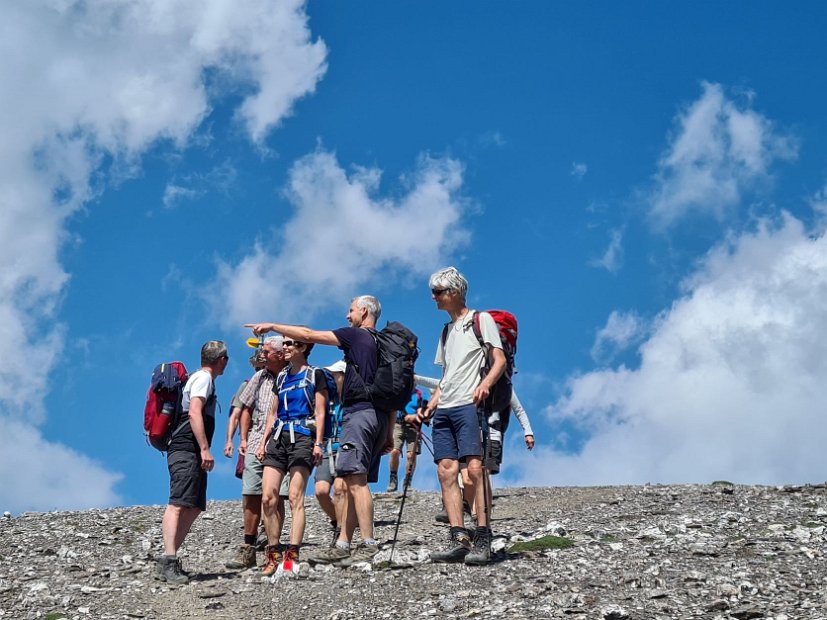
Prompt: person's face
<box><xmin>263</xmin><ymin>343</ymin><xmax>284</xmax><ymax>369</ymax></box>
<box><xmin>282</xmin><ymin>339</ymin><xmax>305</xmax><ymax>362</ymax></box>
<box><xmin>346</xmin><ymin>300</ymin><xmax>365</xmax><ymax>327</ymax></box>
<box><xmin>431</xmin><ymin>286</ymin><xmax>454</xmax><ymax>311</ymax></box>
<box><xmin>216</xmin><ymin>353</ymin><xmax>229</xmax><ymax>376</ymax></box>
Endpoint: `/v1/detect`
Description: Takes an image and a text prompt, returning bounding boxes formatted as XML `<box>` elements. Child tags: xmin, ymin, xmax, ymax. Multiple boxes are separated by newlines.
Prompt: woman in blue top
<box><xmin>256</xmin><ymin>338</ymin><xmax>328</xmax><ymax>575</ymax></box>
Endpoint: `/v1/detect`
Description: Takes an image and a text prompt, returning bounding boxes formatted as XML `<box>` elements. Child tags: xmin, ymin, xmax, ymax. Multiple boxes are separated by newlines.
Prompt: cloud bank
<box><xmin>507</xmin><ymin>215</ymin><xmax>827</xmax><ymax>487</ymax></box>
<box><xmin>214</xmin><ymin>150</ymin><xmax>469</xmax><ymax>327</ymax></box>
<box><xmin>0</xmin><ymin>0</ymin><xmax>326</xmax><ymax>512</ymax></box>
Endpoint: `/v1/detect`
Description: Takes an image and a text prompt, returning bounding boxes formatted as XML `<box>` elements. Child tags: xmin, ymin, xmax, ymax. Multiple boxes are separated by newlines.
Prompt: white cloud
<box><xmin>589</xmin><ymin>227</ymin><xmax>624</xmax><ymax>273</ymax></box>
<box><xmin>590</xmin><ymin>310</ymin><xmax>644</xmax><ymax>362</ymax></box>
<box><xmin>649</xmin><ymin>82</ymin><xmax>796</xmax><ymax>228</ymax></box>
<box><xmin>506</xmin><ymin>214</ymin><xmax>827</xmax><ymax>486</ymax></box>
<box><xmin>161</xmin><ymin>161</ymin><xmax>238</xmax><ymax>209</ymax></box>
<box><xmin>0</xmin><ymin>0</ymin><xmax>327</xmax><ymax>511</ymax></box>
<box><xmin>809</xmin><ymin>182</ymin><xmax>827</xmax><ymax>233</ymax></box>
<box><xmin>571</xmin><ymin>162</ymin><xmax>588</xmax><ymax>180</ymax></box>
<box><xmin>213</xmin><ymin>150</ymin><xmax>469</xmax><ymax>326</ymax></box>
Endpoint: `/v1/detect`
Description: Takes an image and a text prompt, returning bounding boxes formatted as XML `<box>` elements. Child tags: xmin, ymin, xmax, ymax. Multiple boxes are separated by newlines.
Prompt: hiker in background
<box><xmin>386</xmin><ymin>388</ymin><xmax>429</xmax><ymax>493</ymax></box>
<box><xmin>420</xmin><ymin>267</ymin><xmax>505</xmax><ymax>566</ymax></box>
<box><xmin>256</xmin><ymin>336</ymin><xmax>328</xmax><ymax>574</ymax></box>
<box><xmin>156</xmin><ymin>340</ymin><xmax>228</xmax><ymax>584</ymax></box>
<box><xmin>223</xmin><ymin>350</ymin><xmax>264</xmax><ymax>463</ymax></box>
<box><xmin>224</xmin><ymin>337</ymin><xmax>289</xmax><ymax>571</ymax></box>
<box><xmin>314</xmin><ymin>361</ymin><xmax>347</xmax><ymax>546</ymax></box>
<box><xmin>246</xmin><ymin>295</ymin><xmax>394</xmax><ymax>567</ymax></box>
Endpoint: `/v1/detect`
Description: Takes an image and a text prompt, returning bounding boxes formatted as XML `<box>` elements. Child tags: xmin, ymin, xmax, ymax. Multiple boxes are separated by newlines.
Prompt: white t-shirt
<box><xmin>435</xmin><ymin>310</ymin><xmax>502</xmax><ymax>408</ymax></box>
<box><xmin>182</xmin><ymin>369</ymin><xmax>215</xmax><ymax>417</ymax></box>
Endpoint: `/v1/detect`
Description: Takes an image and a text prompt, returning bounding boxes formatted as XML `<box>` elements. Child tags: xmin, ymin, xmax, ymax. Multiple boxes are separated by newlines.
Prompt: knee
<box><xmin>391</xmin><ymin>448</ymin><xmax>401</xmax><ymax>458</ymax></box>
<box><xmin>466</xmin><ymin>460</ymin><xmax>483</xmax><ymax>483</ymax></box>
<box><xmin>437</xmin><ymin>461</ymin><xmax>458</xmax><ymax>485</ymax></box>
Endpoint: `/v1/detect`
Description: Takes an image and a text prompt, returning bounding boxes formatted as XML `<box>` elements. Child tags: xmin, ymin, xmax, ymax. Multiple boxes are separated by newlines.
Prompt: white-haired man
<box><xmin>245</xmin><ymin>295</ymin><xmax>394</xmax><ymax>567</ymax></box>
<box><xmin>419</xmin><ymin>267</ymin><xmax>506</xmax><ymax>566</ymax></box>
<box><xmin>156</xmin><ymin>340</ymin><xmax>228</xmax><ymax>584</ymax></box>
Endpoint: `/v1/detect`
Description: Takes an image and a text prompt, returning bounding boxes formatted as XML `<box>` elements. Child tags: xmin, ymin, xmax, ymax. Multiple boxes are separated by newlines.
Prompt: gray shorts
<box><xmin>168</xmin><ymin>450</ymin><xmax>207</xmax><ymax>511</ymax></box>
<box><xmin>315</xmin><ymin>453</ymin><xmax>337</xmax><ymax>486</ymax></box>
<box><xmin>336</xmin><ymin>407</ymin><xmax>387</xmax><ymax>483</ymax></box>
<box><xmin>243</xmin><ymin>449</ymin><xmax>288</xmax><ymax>496</ymax></box>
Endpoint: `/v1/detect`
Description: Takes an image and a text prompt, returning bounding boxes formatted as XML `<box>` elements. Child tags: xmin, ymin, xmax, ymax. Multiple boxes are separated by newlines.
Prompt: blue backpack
<box><xmin>275</xmin><ymin>366</ymin><xmax>340</xmax><ymax>438</ymax></box>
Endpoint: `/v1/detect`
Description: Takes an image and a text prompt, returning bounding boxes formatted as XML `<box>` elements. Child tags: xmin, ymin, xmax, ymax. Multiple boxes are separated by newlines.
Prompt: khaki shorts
<box><xmin>393</xmin><ymin>420</ymin><xmax>420</xmax><ymax>452</ymax></box>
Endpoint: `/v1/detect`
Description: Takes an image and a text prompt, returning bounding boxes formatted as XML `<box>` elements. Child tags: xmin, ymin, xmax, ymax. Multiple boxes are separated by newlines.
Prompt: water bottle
<box><xmin>161</xmin><ymin>401</ymin><xmax>175</xmax><ymax>417</ymax></box>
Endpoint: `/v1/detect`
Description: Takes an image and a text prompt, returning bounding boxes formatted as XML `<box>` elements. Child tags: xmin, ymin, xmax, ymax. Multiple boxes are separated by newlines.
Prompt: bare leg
<box><xmin>287</xmin><ymin>467</ymin><xmax>310</xmax><ymax>545</ymax></box>
<box><xmin>162</xmin><ymin>504</ymin><xmax>201</xmax><ymax>555</ymax></box>
<box><xmin>465</xmin><ymin>457</ymin><xmax>488</xmax><ymax>528</ymax></box>
<box><xmin>242</xmin><ymin>494</ymin><xmax>262</xmax><ymax>536</ymax></box>
<box><xmin>437</xmin><ymin>459</ymin><xmax>463</xmax><ymax>527</ymax></box>
<box><xmin>261</xmin><ymin>466</ymin><xmax>285</xmax><ymax>546</ymax></box>
<box><xmin>340</xmin><ymin>473</ymin><xmax>374</xmax><ymax>542</ymax></box>
<box><xmin>315</xmin><ymin>480</ymin><xmax>336</xmax><ymax>523</ymax></box>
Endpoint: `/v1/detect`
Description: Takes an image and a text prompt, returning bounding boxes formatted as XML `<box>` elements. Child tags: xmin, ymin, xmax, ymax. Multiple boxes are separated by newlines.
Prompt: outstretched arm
<box><xmin>245</xmin><ymin>323</ymin><xmax>340</xmax><ymax>346</ymax></box>
<box><xmin>511</xmin><ymin>391</ymin><xmax>535</xmax><ymax>450</ymax></box>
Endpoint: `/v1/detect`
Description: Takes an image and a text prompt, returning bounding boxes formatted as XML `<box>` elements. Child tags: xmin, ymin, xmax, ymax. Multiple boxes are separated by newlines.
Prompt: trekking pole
<box><xmin>389</xmin><ymin>424</ymin><xmax>422</xmax><ymax>566</ymax></box>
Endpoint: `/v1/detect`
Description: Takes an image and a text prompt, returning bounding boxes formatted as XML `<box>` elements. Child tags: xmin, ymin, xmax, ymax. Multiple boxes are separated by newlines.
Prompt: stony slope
<box><xmin>2</xmin><ymin>484</ymin><xmax>826</xmax><ymax>620</ymax></box>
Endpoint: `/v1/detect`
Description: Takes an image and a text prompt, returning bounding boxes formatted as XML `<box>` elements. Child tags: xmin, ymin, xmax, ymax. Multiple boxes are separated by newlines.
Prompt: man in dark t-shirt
<box><xmin>245</xmin><ymin>295</ymin><xmax>393</xmax><ymax>567</ymax></box>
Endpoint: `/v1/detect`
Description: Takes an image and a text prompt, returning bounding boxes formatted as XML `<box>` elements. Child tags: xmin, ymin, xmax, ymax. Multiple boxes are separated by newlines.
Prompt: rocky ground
<box><xmin>1</xmin><ymin>483</ymin><xmax>826</xmax><ymax>620</ymax></box>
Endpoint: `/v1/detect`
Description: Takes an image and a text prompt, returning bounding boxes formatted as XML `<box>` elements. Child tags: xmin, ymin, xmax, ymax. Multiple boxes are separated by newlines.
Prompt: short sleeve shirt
<box><xmin>435</xmin><ymin>310</ymin><xmax>502</xmax><ymax>409</ymax></box>
<box><xmin>238</xmin><ymin>369</ymin><xmax>278</xmax><ymax>452</ymax></box>
<box><xmin>169</xmin><ymin>369</ymin><xmax>216</xmax><ymax>452</ymax></box>
<box><xmin>332</xmin><ymin>326</ymin><xmax>377</xmax><ymax>413</ymax></box>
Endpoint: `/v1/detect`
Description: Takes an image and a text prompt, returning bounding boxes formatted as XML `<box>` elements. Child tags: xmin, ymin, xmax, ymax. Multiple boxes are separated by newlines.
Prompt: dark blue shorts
<box><xmin>432</xmin><ymin>404</ymin><xmax>483</xmax><ymax>463</ymax></box>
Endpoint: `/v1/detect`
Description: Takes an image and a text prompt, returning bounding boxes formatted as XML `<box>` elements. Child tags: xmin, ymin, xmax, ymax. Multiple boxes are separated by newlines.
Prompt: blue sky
<box><xmin>3</xmin><ymin>1</ymin><xmax>827</xmax><ymax>513</ymax></box>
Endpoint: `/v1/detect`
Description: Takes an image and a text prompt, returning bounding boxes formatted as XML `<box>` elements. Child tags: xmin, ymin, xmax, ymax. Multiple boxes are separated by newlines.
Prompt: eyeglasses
<box><xmin>431</xmin><ymin>288</ymin><xmax>449</xmax><ymax>296</ymax></box>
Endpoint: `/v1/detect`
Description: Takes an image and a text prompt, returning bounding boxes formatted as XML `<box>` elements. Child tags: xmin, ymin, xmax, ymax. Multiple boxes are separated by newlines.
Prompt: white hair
<box><xmin>428</xmin><ymin>266</ymin><xmax>468</xmax><ymax>299</ymax></box>
<box><xmin>263</xmin><ymin>335</ymin><xmax>283</xmax><ymax>351</ymax></box>
<box><xmin>353</xmin><ymin>295</ymin><xmax>382</xmax><ymax>320</ymax></box>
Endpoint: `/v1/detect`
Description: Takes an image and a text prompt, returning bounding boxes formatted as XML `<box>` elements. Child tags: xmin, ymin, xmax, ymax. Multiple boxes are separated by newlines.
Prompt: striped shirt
<box><xmin>238</xmin><ymin>369</ymin><xmax>277</xmax><ymax>453</ymax></box>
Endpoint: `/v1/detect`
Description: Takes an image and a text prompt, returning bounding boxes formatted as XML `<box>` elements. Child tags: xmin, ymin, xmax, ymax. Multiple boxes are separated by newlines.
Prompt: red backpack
<box><xmin>441</xmin><ymin>310</ymin><xmax>518</xmax><ymax>413</ymax></box>
<box><xmin>144</xmin><ymin>361</ymin><xmax>188</xmax><ymax>452</ymax></box>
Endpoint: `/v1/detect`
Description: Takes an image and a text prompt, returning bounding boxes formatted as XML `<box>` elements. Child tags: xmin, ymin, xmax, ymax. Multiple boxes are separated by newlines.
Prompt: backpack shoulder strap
<box><xmin>440</xmin><ymin>322</ymin><xmax>451</xmax><ymax>348</ymax></box>
<box><xmin>472</xmin><ymin>310</ymin><xmax>486</xmax><ymax>349</ymax></box>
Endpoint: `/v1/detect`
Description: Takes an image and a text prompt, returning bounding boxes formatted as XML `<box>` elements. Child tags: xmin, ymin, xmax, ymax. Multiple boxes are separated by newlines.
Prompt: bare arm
<box><xmin>188</xmin><ymin>397</ymin><xmax>214</xmax><ymax>472</ymax></box>
<box><xmin>238</xmin><ymin>406</ymin><xmax>253</xmax><ymax>456</ymax></box>
<box><xmin>313</xmin><ymin>389</ymin><xmax>327</xmax><ymax>466</ymax></box>
<box><xmin>224</xmin><ymin>406</ymin><xmax>242</xmax><ymax>458</ymax></box>
<box><xmin>244</xmin><ymin>323</ymin><xmax>340</xmax><ymax>347</ymax></box>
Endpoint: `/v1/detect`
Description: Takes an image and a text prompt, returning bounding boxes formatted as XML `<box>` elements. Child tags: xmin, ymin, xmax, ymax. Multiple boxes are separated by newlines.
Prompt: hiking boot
<box><xmin>386</xmin><ymin>472</ymin><xmax>398</xmax><ymax>493</ymax></box>
<box><xmin>435</xmin><ymin>508</ymin><xmax>449</xmax><ymax>523</ymax></box>
<box><xmin>308</xmin><ymin>544</ymin><xmax>351</xmax><ymax>566</ymax></box>
<box><xmin>225</xmin><ymin>544</ymin><xmax>256</xmax><ymax>570</ymax></box>
<box><xmin>279</xmin><ymin>546</ymin><xmax>299</xmax><ymax>574</ymax></box>
<box><xmin>154</xmin><ymin>555</ymin><xmax>189</xmax><ymax>584</ymax></box>
<box><xmin>261</xmin><ymin>545</ymin><xmax>282</xmax><ymax>576</ymax></box>
<box><xmin>464</xmin><ymin>527</ymin><xmax>492</xmax><ymax>566</ymax></box>
<box><xmin>430</xmin><ymin>527</ymin><xmax>472</xmax><ymax>563</ymax></box>
<box><xmin>338</xmin><ymin>542</ymin><xmax>379</xmax><ymax>567</ymax></box>
<box><xmin>255</xmin><ymin>530</ymin><xmax>268</xmax><ymax>551</ymax></box>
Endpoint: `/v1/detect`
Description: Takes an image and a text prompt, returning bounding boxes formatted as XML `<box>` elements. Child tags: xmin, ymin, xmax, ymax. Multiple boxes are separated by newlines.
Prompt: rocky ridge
<box><xmin>1</xmin><ymin>483</ymin><xmax>826</xmax><ymax>619</ymax></box>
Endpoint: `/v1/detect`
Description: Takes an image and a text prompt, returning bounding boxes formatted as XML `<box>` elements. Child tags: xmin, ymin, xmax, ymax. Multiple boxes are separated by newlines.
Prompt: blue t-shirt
<box><xmin>332</xmin><ymin>326</ymin><xmax>377</xmax><ymax>413</ymax></box>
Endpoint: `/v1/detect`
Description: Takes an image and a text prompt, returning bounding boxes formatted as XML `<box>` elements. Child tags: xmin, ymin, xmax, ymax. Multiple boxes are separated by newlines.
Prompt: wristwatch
<box><xmin>314</xmin><ymin>442</ymin><xmax>324</xmax><ymax>447</ymax></box>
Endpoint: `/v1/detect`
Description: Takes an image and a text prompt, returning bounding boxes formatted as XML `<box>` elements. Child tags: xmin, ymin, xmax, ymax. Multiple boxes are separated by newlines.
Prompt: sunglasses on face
<box><xmin>283</xmin><ymin>340</ymin><xmax>302</xmax><ymax>348</ymax></box>
<box><xmin>431</xmin><ymin>288</ymin><xmax>449</xmax><ymax>296</ymax></box>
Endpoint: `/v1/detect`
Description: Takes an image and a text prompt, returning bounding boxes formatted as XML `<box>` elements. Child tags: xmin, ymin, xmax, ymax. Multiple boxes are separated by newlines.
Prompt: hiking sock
<box><xmin>244</xmin><ymin>534</ymin><xmax>256</xmax><ymax>546</ymax></box>
<box><xmin>335</xmin><ymin>540</ymin><xmax>351</xmax><ymax>552</ymax></box>
<box><xmin>363</xmin><ymin>538</ymin><xmax>377</xmax><ymax>546</ymax></box>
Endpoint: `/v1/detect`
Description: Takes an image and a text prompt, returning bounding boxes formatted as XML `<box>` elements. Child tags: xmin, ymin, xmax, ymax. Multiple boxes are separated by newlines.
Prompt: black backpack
<box><xmin>353</xmin><ymin>322</ymin><xmax>419</xmax><ymax>412</ymax></box>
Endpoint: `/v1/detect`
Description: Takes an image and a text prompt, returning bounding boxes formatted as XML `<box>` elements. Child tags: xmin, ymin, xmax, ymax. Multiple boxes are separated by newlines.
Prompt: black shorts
<box><xmin>167</xmin><ymin>450</ymin><xmax>207</xmax><ymax>511</ymax></box>
<box><xmin>263</xmin><ymin>432</ymin><xmax>314</xmax><ymax>473</ymax></box>
<box><xmin>485</xmin><ymin>439</ymin><xmax>503</xmax><ymax>475</ymax></box>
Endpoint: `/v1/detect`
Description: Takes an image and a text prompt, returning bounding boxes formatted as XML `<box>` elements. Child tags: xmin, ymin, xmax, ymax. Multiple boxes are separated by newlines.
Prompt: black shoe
<box><xmin>386</xmin><ymin>473</ymin><xmax>398</xmax><ymax>493</ymax></box>
<box><xmin>464</xmin><ymin>527</ymin><xmax>492</xmax><ymax>565</ymax></box>
<box><xmin>154</xmin><ymin>555</ymin><xmax>189</xmax><ymax>584</ymax></box>
<box><xmin>430</xmin><ymin>527</ymin><xmax>471</xmax><ymax>563</ymax></box>
<box><xmin>435</xmin><ymin>509</ymin><xmax>449</xmax><ymax>523</ymax></box>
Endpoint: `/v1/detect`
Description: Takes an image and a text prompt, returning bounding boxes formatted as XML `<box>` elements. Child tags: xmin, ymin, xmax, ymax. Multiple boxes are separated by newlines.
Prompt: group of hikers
<box><xmin>153</xmin><ymin>266</ymin><xmax>535</xmax><ymax>584</ymax></box>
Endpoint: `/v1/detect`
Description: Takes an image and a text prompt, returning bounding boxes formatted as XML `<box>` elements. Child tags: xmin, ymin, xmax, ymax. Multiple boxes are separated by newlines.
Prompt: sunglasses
<box><xmin>431</xmin><ymin>288</ymin><xmax>449</xmax><ymax>296</ymax></box>
<box><xmin>283</xmin><ymin>340</ymin><xmax>302</xmax><ymax>348</ymax></box>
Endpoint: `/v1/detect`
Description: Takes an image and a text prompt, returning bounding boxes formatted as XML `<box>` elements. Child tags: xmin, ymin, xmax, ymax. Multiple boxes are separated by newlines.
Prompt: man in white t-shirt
<box><xmin>419</xmin><ymin>267</ymin><xmax>506</xmax><ymax>566</ymax></box>
<box><xmin>155</xmin><ymin>340</ymin><xmax>228</xmax><ymax>584</ymax></box>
